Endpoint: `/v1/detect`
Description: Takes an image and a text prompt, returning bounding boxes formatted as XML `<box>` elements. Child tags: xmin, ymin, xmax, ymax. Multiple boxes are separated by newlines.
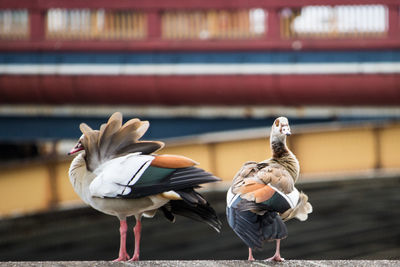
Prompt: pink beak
<box><xmin>68</xmin><ymin>145</ymin><xmax>84</xmax><ymax>155</ymax></box>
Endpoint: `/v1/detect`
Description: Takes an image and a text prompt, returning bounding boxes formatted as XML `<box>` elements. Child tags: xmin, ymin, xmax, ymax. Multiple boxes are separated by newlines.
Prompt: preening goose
<box><xmin>68</xmin><ymin>112</ymin><xmax>221</xmax><ymax>261</ymax></box>
<box><xmin>226</xmin><ymin>117</ymin><xmax>312</xmax><ymax>261</ymax></box>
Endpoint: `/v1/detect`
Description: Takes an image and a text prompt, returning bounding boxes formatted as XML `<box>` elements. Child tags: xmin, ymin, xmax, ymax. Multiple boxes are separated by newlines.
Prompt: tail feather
<box><xmin>176</xmin><ymin>188</ymin><xmax>207</xmax><ymax>206</ymax></box>
<box><xmin>162</xmin><ymin>199</ymin><xmax>222</xmax><ymax>233</ymax></box>
<box><xmin>281</xmin><ymin>191</ymin><xmax>313</xmax><ymax>222</ymax></box>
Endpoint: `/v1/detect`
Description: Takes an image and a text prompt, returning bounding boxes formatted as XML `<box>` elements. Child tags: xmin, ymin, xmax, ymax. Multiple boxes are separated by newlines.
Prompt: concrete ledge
<box><xmin>1</xmin><ymin>261</ymin><xmax>399</xmax><ymax>267</ymax></box>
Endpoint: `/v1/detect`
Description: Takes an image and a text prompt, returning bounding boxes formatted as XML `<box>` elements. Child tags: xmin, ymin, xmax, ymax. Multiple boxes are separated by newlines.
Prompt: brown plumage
<box><xmin>226</xmin><ymin>117</ymin><xmax>312</xmax><ymax>262</ymax></box>
<box><xmin>78</xmin><ymin>113</ymin><xmax>164</xmax><ymax>172</ymax></box>
<box><xmin>231</xmin><ymin>117</ymin><xmax>300</xmax><ymax>204</ymax></box>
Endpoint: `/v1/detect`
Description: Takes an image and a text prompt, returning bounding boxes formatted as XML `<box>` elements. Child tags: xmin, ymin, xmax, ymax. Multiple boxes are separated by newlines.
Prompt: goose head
<box><xmin>271</xmin><ymin>117</ymin><xmax>291</xmax><ymax>143</ymax></box>
<box><xmin>68</xmin><ymin>134</ymin><xmax>85</xmax><ymax>155</ymax></box>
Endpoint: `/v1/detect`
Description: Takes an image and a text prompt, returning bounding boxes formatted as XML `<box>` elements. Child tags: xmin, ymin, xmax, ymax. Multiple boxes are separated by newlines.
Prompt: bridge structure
<box><xmin>0</xmin><ymin>1</ymin><xmax>400</xmax><ymax>261</ymax></box>
<box><xmin>0</xmin><ymin>0</ymin><xmax>399</xmax><ymax>200</ymax></box>
<box><xmin>0</xmin><ymin>0</ymin><xmax>399</xmax><ymax>141</ymax></box>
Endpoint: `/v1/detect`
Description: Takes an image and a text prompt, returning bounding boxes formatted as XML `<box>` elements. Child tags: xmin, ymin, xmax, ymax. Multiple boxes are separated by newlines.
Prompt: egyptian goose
<box><xmin>68</xmin><ymin>112</ymin><xmax>221</xmax><ymax>261</ymax></box>
<box><xmin>226</xmin><ymin>117</ymin><xmax>312</xmax><ymax>261</ymax></box>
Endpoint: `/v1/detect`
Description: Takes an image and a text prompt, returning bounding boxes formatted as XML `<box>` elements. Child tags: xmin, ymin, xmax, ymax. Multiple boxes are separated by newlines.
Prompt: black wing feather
<box><xmin>161</xmin><ymin>189</ymin><xmax>222</xmax><ymax>233</ymax></box>
<box><xmin>226</xmin><ymin>198</ymin><xmax>288</xmax><ymax>250</ymax></box>
<box><xmin>120</xmin><ymin>166</ymin><xmax>220</xmax><ymax>199</ymax></box>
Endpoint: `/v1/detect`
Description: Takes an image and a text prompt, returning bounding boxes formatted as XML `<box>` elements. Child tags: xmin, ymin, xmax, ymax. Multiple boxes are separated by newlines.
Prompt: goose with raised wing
<box><xmin>68</xmin><ymin>112</ymin><xmax>221</xmax><ymax>261</ymax></box>
<box><xmin>226</xmin><ymin>117</ymin><xmax>312</xmax><ymax>261</ymax></box>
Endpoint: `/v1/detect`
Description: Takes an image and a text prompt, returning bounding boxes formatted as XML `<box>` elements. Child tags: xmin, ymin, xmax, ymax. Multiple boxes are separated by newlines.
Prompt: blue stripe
<box><xmin>0</xmin><ymin>116</ymin><xmax>394</xmax><ymax>141</ymax></box>
<box><xmin>1</xmin><ymin>51</ymin><xmax>400</xmax><ymax>64</ymax></box>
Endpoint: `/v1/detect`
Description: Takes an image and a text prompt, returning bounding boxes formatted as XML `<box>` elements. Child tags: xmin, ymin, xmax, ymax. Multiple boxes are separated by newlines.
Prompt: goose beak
<box><xmin>281</xmin><ymin>126</ymin><xmax>291</xmax><ymax>136</ymax></box>
<box><xmin>68</xmin><ymin>142</ymin><xmax>84</xmax><ymax>155</ymax></box>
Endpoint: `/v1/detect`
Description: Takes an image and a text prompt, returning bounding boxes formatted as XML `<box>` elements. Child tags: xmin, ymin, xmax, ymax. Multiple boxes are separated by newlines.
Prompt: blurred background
<box><xmin>0</xmin><ymin>0</ymin><xmax>399</xmax><ymax>261</ymax></box>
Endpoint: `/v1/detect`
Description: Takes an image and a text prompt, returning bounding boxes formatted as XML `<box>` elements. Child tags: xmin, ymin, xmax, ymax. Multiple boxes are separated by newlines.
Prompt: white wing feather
<box><xmin>89</xmin><ymin>153</ymin><xmax>155</xmax><ymax>198</ymax></box>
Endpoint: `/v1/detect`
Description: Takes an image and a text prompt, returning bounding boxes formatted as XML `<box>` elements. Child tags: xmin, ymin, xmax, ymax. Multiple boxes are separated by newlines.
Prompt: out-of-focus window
<box><xmin>46</xmin><ymin>9</ymin><xmax>147</xmax><ymax>40</ymax></box>
<box><xmin>282</xmin><ymin>5</ymin><xmax>387</xmax><ymax>38</ymax></box>
<box><xmin>162</xmin><ymin>9</ymin><xmax>266</xmax><ymax>39</ymax></box>
<box><xmin>0</xmin><ymin>10</ymin><xmax>29</xmax><ymax>40</ymax></box>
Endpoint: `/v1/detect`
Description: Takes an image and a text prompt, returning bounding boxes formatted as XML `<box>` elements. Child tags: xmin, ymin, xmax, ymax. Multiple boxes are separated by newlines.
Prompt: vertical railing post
<box><xmin>266</xmin><ymin>8</ymin><xmax>280</xmax><ymax>41</ymax></box>
<box><xmin>387</xmin><ymin>4</ymin><xmax>400</xmax><ymax>39</ymax></box>
<box><xmin>208</xmin><ymin>142</ymin><xmax>219</xmax><ymax>182</ymax></box>
<box><xmin>148</xmin><ymin>9</ymin><xmax>161</xmax><ymax>39</ymax></box>
<box><xmin>45</xmin><ymin>141</ymin><xmax>59</xmax><ymax>209</ymax></box>
<box><xmin>29</xmin><ymin>7</ymin><xmax>45</xmax><ymax>41</ymax></box>
<box><xmin>373</xmin><ymin>127</ymin><xmax>382</xmax><ymax>171</ymax></box>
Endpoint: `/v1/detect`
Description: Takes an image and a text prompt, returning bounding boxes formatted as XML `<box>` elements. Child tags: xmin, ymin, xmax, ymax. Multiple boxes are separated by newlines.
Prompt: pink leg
<box><xmin>248</xmin><ymin>247</ymin><xmax>255</xmax><ymax>261</ymax></box>
<box><xmin>266</xmin><ymin>239</ymin><xmax>285</xmax><ymax>262</ymax></box>
<box><xmin>113</xmin><ymin>220</ymin><xmax>130</xmax><ymax>262</ymax></box>
<box><xmin>129</xmin><ymin>217</ymin><xmax>142</xmax><ymax>261</ymax></box>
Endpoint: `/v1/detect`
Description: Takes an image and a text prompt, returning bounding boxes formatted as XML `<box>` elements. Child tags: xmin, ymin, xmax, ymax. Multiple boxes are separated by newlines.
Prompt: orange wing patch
<box><xmin>151</xmin><ymin>154</ymin><xmax>198</xmax><ymax>168</ymax></box>
<box><xmin>240</xmin><ymin>180</ymin><xmax>276</xmax><ymax>203</ymax></box>
<box><xmin>240</xmin><ymin>180</ymin><xmax>265</xmax><ymax>195</ymax></box>
<box><xmin>252</xmin><ymin>186</ymin><xmax>276</xmax><ymax>203</ymax></box>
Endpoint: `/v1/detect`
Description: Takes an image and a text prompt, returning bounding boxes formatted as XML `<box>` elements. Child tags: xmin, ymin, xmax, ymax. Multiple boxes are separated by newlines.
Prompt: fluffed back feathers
<box><xmin>80</xmin><ymin>112</ymin><xmax>164</xmax><ymax>171</ymax></box>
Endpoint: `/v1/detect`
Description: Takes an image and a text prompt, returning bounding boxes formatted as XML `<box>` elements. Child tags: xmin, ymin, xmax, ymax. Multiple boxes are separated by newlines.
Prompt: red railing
<box><xmin>0</xmin><ymin>0</ymin><xmax>399</xmax><ymax>51</ymax></box>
